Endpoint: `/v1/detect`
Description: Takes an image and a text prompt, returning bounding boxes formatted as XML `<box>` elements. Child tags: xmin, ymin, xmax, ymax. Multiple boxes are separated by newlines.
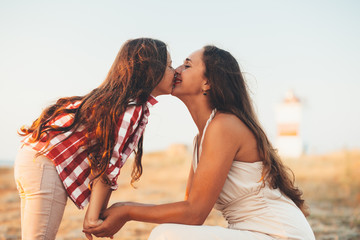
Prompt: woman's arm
<box><xmin>184</xmin><ymin>164</ymin><xmax>194</xmax><ymax>200</ymax></box>
<box><xmin>85</xmin><ymin>114</ymin><xmax>241</xmax><ymax>238</ymax></box>
<box><xmin>127</xmin><ymin>115</ymin><xmax>240</xmax><ymax>224</ymax></box>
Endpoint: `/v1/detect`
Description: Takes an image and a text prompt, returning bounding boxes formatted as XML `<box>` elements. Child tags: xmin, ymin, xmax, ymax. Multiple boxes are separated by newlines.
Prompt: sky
<box><xmin>1</xmin><ymin>0</ymin><xmax>359</xmax><ymax>162</ymax></box>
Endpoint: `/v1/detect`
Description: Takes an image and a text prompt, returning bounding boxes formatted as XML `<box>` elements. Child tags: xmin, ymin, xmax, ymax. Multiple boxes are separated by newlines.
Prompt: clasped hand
<box><xmin>83</xmin><ymin>202</ymin><xmax>129</xmax><ymax>239</ymax></box>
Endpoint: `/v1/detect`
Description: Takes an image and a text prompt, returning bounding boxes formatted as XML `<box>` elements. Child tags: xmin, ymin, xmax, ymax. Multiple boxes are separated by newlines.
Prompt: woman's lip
<box><xmin>173</xmin><ymin>77</ymin><xmax>182</xmax><ymax>85</ymax></box>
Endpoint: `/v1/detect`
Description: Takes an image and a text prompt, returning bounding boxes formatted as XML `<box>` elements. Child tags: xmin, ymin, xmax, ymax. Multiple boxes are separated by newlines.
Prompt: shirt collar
<box><xmin>147</xmin><ymin>95</ymin><xmax>158</xmax><ymax>107</ymax></box>
<box><xmin>128</xmin><ymin>95</ymin><xmax>158</xmax><ymax>106</ymax></box>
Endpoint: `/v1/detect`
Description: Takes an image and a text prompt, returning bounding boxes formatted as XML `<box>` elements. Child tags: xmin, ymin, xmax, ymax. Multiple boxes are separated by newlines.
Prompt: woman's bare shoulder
<box><xmin>209</xmin><ymin>112</ymin><xmax>259</xmax><ymax>162</ymax></box>
<box><xmin>209</xmin><ymin>112</ymin><xmax>248</xmax><ymax>134</ymax></box>
<box><xmin>207</xmin><ymin>112</ymin><xmax>256</xmax><ymax>145</ymax></box>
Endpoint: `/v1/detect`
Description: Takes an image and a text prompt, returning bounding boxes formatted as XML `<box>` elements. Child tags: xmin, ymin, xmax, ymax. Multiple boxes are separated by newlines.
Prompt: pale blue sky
<box><xmin>1</xmin><ymin>0</ymin><xmax>359</xmax><ymax>162</ymax></box>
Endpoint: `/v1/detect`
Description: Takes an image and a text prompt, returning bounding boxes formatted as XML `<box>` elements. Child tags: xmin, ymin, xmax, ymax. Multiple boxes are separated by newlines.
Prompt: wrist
<box><xmin>86</xmin><ymin>218</ymin><xmax>99</xmax><ymax>224</ymax></box>
<box><xmin>85</xmin><ymin>211</ymin><xmax>100</xmax><ymax>223</ymax></box>
<box><xmin>84</xmin><ymin>218</ymin><xmax>103</xmax><ymax>228</ymax></box>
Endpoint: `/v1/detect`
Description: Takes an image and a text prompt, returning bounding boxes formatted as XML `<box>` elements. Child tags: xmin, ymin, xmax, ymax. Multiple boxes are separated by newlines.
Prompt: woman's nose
<box><xmin>175</xmin><ymin>65</ymin><xmax>185</xmax><ymax>74</ymax></box>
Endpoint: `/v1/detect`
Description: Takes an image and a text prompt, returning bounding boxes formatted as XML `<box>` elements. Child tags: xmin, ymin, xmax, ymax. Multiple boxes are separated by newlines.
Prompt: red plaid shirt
<box><xmin>22</xmin><ymin>96</ymin><xmax>158</xmax><ymax>209</ymax></box>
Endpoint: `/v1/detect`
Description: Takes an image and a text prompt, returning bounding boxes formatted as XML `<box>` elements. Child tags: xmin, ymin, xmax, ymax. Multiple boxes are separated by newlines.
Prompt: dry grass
<box><xmin>0</xmin><ymin>147</ymin><xmax>359</xmax><ymax>239</ymax></box>
<box><xmin>283</xmin><ymin>150</ymin><xmax>360</xmax><ymax>240</ymax></box>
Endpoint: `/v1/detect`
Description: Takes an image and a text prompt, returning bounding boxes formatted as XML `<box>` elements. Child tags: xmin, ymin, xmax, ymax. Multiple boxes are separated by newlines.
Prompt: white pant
<box><xmin>148</xmin><ymin>224</ymin><xmax>276</xmax><ymax>240</ymax></box>
<box><xmin>14</xmin><ymin>145</ymin><xmax>68</xmax><ymax>240</ymax></box>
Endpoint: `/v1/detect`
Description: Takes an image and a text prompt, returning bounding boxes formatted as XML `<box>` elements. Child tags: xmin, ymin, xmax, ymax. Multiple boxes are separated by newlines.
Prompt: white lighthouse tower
<box><xmin>275</xmin><ymin>90</ymin><xmax>303</xmax><ymax>158</ymax></box>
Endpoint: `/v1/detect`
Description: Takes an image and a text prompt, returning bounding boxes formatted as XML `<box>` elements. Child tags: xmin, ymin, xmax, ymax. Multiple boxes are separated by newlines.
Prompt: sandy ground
<box><xmin>1</xmin><ymin>146</ymin><xmax>359</xmax><ymax>240</ymax></box>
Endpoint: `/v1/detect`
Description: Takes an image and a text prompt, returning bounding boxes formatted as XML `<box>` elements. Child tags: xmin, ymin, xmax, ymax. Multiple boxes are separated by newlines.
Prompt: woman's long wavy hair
<box><xmin>19</xmin><ymin>38</ymin><xmax>168</xmax><ymax>185</ymax></box>
<box><xmin>202</xmin><ymin>45</ymin><xmax>308</xmax><ymax>216</ymax></box>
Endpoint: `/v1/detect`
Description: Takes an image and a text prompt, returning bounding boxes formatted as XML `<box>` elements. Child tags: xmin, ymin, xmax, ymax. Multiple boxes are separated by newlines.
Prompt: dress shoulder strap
<box><xmin>192</xmin><ymin>109</ymin><xmax>217</xmax><ymax>171</ymax></box>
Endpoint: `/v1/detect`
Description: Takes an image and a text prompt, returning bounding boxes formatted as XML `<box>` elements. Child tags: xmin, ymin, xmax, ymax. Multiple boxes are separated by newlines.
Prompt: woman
<box><xmin>14</xmin><ymin>38</ymin><xmax>175</xmax><ymax>240</ymax></box>
<box><xmin>84</xmin><ymin>46</ymin><xmax>315</xmax><ymax>239</ymax></box>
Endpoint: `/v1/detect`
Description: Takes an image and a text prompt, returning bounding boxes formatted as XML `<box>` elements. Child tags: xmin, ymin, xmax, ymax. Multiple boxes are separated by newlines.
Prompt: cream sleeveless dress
<box><xmin>148</xmin><ymin>110</ymin><xmax>315</xmax><ymax>240</ymax></box>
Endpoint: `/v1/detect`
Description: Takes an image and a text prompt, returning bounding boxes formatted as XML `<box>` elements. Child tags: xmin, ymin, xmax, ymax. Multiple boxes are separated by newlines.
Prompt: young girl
<box><xmin>14</xmin><ymin>38</ymin><xmax>174</xmax><ymax>240</ymax></box>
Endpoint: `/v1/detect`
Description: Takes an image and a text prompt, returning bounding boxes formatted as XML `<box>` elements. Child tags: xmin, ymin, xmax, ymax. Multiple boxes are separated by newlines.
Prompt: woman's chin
<box><xmin>170</xmin><ymin>91</ymin><xmax>187</xmax><ymax>102</ymax></box>
<box><xmin>171</xmin><ymin>87</ymin><xmax>183</xmax><ymax>97</ymax></box>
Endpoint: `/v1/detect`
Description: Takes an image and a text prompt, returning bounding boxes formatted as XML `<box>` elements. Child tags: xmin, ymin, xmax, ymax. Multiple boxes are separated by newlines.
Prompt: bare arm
<box><xmin>85</xmin><ymin>114</ymin><xmax>242</xmax><ymax>238</ymax></box>
<box><xmin>184</xmin><ymin>164</ymin><xmax>194</xmax><ymax>200</ymax></box>
<box><xmin>83</xmin><ymin>176</ymin><xmax>112</xmax><ymax>238</ymax></box>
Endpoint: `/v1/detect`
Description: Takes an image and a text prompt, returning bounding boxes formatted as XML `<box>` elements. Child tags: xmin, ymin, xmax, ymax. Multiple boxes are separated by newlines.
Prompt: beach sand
<box><xmin>1</xmin><ymin>146</ymin><xmax>359</xmax><ymax>240</ymax></box>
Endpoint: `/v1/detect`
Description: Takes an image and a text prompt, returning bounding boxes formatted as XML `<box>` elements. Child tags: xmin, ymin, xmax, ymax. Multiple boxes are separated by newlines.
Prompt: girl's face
<box><xmin>151</xmin><ymin>52</ymin><xmax>175</xmax><ymax>97</ymax></box>
<box><xmin>172</xmin><ymin>49</ymin><xmax>208</xmax><ymax>97</ymax></box>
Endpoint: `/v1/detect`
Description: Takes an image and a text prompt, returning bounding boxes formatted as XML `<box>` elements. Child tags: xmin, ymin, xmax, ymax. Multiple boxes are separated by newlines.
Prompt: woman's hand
<box><xmin>83</xmin><ymin>204</ymin><xmax>130</xmax><ymax>238</ymax></box>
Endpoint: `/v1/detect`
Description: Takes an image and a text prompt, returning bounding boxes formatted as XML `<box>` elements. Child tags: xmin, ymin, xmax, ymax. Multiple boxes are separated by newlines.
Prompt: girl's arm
<box><xmin>85</xmin><ymin>114</ymin><xmax>242</xmax><ymax>237</ymax></box>
<box><xmin>83</xmin><ymin>176</ymin><xmax>112</xmax><ymax>238</ymax></box>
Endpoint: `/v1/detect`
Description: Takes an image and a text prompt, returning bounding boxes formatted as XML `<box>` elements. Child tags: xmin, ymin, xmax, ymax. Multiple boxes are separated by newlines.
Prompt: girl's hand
<box><xmin>83</xmin><ymin>219</ymin><xmax>103</xmax><ymax>240</ymax></box>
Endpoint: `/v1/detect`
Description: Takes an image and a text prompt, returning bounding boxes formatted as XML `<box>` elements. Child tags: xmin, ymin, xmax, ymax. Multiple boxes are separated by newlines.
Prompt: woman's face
<box><xmin>151</xmin><ymin>52</ymin><xmax>175</xmax><ymax>97</ymax></box>
<box><xmin>172</xmin><ymin>49</ymin><xmax>208</xmax><ymax>97</ymax></box>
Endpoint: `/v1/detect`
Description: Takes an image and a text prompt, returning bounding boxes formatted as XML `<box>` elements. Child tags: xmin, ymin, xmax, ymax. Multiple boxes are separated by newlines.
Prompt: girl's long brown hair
<box><xmin>202</xmin><ymin>45</ymin><xmax>308</xmax><ymax>216</ymax></box>
<box><xmin>19</xmin><ymin>38</ymin><xmax>168</xmax><ymax>184</ymax></box>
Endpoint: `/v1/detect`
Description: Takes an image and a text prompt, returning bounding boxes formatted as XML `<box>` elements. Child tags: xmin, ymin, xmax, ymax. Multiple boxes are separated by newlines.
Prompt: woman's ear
<box><xmin>202</xmin><ymin>79</ymin><xmax>211</xmax><ymax>91</ymax></box>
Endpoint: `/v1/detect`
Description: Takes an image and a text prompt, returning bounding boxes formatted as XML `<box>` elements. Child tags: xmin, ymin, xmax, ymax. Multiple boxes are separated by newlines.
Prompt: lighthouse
<box><xmin>275</xmin><ymin>90</ymin><xmax>303</xmax><ymax>158</ymax></box>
